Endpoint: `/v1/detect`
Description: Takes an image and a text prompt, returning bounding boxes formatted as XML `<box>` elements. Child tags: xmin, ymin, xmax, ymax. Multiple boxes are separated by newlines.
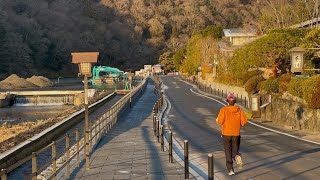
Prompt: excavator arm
<box><xmin>91</xmin><ymin>66</ymin><xmax>127</xmax><ymax>85</ymax></box>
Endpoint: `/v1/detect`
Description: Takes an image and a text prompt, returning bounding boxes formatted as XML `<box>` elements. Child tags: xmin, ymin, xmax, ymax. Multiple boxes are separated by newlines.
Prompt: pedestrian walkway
<box><xmin>72</xmin><ymin>83</ymin><xmax>194</xmax><ymax>180</ymax></box>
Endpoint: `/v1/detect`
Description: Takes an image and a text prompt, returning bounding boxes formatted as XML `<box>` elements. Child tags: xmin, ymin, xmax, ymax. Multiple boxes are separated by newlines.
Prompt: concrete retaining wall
<box><xmin>0</xmin><ymin>93</ymin><xmax>15</xmax><ymax>107</ymax></box>
<box><xmin>0</xmin><ymin>93</ymin><xmax>116</xmax><ymax>170</ymax></box>
<box><xmin>198</xmin><ymin>79</ymin><xmax>249</xmax><ymax>100</ymax></box>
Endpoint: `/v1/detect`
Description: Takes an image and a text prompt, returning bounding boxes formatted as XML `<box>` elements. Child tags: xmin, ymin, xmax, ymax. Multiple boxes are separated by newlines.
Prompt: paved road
<box><xmin>161</xmin><ymin>76</ymin><xmax>320</xmax><ymax>180</ymax></box>
<box><xmin>71</xmin><ymin>82</ymin><xmax>195</xmax><ymax>180</ymax></box>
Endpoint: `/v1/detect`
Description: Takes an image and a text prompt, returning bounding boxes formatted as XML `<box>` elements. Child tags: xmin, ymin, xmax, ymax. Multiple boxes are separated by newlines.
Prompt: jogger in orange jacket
<box><xmin>217</xmin><ymin>93</ymin><xmax>247</xmax><ymax>176</ymax></box>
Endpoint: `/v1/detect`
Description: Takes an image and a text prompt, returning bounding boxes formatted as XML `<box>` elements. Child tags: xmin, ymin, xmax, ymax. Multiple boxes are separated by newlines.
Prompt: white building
<box><xmin>223</xmin><ymin>28</ymin><xmax>258</xmax><ymax>46</ymax></box>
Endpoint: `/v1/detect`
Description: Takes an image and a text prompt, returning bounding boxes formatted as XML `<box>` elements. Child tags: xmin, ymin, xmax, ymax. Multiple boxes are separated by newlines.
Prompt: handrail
<box><xmin>1</xmin><ymin>78</ymin><xmax>147</xmax><ymax>179</ymax></box>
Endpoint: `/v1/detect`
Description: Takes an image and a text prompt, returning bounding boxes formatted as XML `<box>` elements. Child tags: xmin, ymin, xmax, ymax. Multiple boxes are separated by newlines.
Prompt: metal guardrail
<box><xmin>0</xmin><ymin>78</ymin><xmax>147</xmax><ymax>180</ymax></box>
<box><xmin>152</xmin><ymin>76</ymin><xmax>215</xmax><ymax>180</ymax></box>
<box><xmin>181</xmin><ymin>76</ymin><xmax>249</xmax><ymax>108</ymax></box>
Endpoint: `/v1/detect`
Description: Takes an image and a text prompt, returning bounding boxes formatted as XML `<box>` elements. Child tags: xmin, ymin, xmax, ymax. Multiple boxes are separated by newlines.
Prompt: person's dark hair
<box><xmin>227</xmin><ymin>99</ymin><xmax>236</xmax><ymax>105</ymax></box>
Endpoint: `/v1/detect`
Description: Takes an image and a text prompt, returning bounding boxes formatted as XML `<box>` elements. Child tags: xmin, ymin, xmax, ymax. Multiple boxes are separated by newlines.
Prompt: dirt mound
<box><xmin>0</xmin><ymin>74</ymin><xmax>37</xmax><ymax>89</ymax></box>
<box><xmin>26</xmin><ymin>76</ymin><xmax>53</xmax><ymax>87</ymax></box>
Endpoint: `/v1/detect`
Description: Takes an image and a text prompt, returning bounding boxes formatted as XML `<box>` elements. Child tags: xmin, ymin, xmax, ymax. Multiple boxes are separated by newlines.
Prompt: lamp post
<box><xmin>289</xmin><ymin>47</ymin><xmax>306</xmax><ymax>74</ymax></box>
<box><xmin>71</xmin><ymin>52</ymin><xmax>99</xmax><ymax>170</ymax></box>
<box><xmin>289</xmin><ymin>47</ymin><xmax>320</xmax><ymax>75</ymax></box>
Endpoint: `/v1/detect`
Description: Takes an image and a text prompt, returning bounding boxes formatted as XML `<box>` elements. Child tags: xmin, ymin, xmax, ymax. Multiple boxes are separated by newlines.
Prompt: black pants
<box><xmin>222</xmin><ymin>135</ymin><xmax>241</xmax><ymax>172</ymax></box>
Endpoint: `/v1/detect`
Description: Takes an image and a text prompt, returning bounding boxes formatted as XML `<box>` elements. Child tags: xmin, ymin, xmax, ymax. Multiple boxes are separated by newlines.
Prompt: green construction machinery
<box><xmin>91</xmin><ymin>66</ymin><xmax>127</xmax><ymax>87</ymax></box>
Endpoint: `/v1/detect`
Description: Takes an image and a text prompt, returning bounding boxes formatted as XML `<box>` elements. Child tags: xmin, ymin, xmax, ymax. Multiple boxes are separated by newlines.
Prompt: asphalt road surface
<box><xmin>161</xmin><ymin>76</ymin><xmax>320</xmax><ymax>180</ymax></box>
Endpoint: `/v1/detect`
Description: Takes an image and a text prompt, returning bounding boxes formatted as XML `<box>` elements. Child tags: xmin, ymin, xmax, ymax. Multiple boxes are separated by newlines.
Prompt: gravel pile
<box><xmin>26</xmin><ymin>76</ymin><xmax>53</xmax><ymax>87</ymax></box>
<box><xmin>0</xmin><ymin>74</ymin><xmax>37</xmax><ymax>89</ymax></box>
<box><xmin>0</xmin><ymin>74</ymin><xmax>53</xmax><ymax>89</ymax></box>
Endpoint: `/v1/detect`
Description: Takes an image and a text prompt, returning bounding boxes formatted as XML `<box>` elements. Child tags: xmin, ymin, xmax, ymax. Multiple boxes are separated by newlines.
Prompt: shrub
<box><xmin>240</xmin><ymin>70</ymin><xmax>262</xmax><ymax>86</ymax></box>
<box><xmin>230</xmin><ymin>33</ymin><xmax>300</xmax><ymax>85</ymax></box>
<box><xmin>200</xmin><ymin>25</ymin><xmax>223</xmax><ymax>39</ymax></box>
<box><xmin>278</xmin><ymin>73</ymin><xmax>292</xmax><ymax>93</ymax></box>
<box><xmin>260</xmin><ymin>78</ymin><xmax>279</xmax><ymax>93</ymax></box>
<box><xmin>302</xmin><ymin>75</ymin><xmax>320</xmax><ymax>109</ymax></box>
<box><xmin>244</xmin><ymin>75</ymin><xmax>264</xmax><ymax>94</ymax></box>
<box><xmin>287</xmin><ymin>78</ymin><xmax>304</xmax><ymax>98</ymax></box>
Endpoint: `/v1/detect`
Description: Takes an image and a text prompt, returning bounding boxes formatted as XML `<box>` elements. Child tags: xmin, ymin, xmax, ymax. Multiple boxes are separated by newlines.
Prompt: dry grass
<box><xmin>0</xmin><ymin>120</ymin><xmax>46</xmax><ymax>143</ymax></box>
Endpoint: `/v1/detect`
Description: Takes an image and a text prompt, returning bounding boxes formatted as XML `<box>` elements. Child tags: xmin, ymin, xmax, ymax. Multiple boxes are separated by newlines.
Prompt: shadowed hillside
<box><xmin>0</xmin><ymin>0</ymin><xmax>317</xmax><ymax>79</ymax></box>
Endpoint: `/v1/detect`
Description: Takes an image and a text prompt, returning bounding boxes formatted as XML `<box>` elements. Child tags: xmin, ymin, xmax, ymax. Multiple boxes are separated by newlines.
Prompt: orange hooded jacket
<box><xmin>216</xmin><ymin>106</ymin><xmax>247</xmax><ymax>136</ymax></box>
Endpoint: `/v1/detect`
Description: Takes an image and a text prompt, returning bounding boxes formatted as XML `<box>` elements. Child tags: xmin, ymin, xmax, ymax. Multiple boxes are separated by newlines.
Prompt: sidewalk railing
<box><xmin>152</xmin><ymin>76</ymin><xmax>215</xmax><ymax>180</ymax></box>
<box><xmin>0</xmin><ymin>78</ymin><xmax>147</xmax><ymax>180</ymax></box>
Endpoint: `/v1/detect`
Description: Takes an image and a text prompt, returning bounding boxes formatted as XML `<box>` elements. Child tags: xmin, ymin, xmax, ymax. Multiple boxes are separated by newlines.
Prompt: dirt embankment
<box><xmin>0</xmin><ymin>74</ymin><xmax>53</xmax><ymax>89</ymax></box>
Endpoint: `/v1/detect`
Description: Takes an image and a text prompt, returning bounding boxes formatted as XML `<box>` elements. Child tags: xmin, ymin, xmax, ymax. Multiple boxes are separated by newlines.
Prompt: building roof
<box><xmin>290</xmin><ymin>17</ymin><xmax>320</xmax><ymax>28</ymax></box>
<box><xmin>223</xmin><ymin>28</ymin><xmax>257</xmax><ymax>37</ymax></box>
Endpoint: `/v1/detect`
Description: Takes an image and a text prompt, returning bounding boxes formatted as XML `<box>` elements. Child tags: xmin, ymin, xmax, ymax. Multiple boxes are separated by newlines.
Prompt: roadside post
<box><xmin>160</xmin><ymin>125</ymin><xmax>164</xmax><ymax>151</ymax></box>
<box><xmin>169</xmin><ymin>131</ymin><xmax>173</xmax><ymax>163</ymax></box>
<box><xmin>156</xmin><ymin>120</ymin><xmax>160</xmax><ymax>142</ymax></box>
<box><xmin>208</xmin><ymin>154</ymin><xmax>214</xmax><ymax>180</ymax></box>
<box><xmin>184</xmin><ymin>140</ymin><xmax>189</xmax><ymax>179</ymax></box>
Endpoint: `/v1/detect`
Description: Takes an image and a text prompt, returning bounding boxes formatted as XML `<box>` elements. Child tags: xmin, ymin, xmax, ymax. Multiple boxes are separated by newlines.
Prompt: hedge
<box><xmin>278</xmin><ymin>73</ymin><xmax>292</xmax><ymax>93</ymax></box>
<box><xmin>260</xmin><ymin>78</ymin><xmax>279</xmax><ymax>93</ymax></box>
<box><xmin>288</xmin><ymin>78</ymin><xmax>304</xmax><ymax>98</ymax></box>
<box><xmin>303</xmin><ymin>75</ymin><xmax>320</xmax><ymax>109</ymax></box>
<box><xmin>244</xmin><ymin>75</ymin><xmax>264</xmax><ymax>94</ymax></box>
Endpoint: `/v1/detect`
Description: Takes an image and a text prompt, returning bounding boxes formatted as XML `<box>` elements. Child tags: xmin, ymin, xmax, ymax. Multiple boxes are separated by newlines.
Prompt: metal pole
<box><xmin>32</xmin><ymin>152</ymin><xmax>37</xmax><ymax>180</ymax></box>
<box><xmin>169</xmin><ymin>131</ymin><xmax>173</xmax><ymax>163</ymax></box>
<box><xmin>160</xmin><ymin>125</ymin><xmax>164</xmax><ymax>151</ymax></box>
<box><xmin>130</xmin><ymin>90</ymin><xmax>132</xmax><ymax>108</ymax></box>
<box><xmin>1</xmin><ymin>169</ymin><xmax>7</xmax><ymax>180</ymax></box>
<box><xmin>153</xmin><ymin>115</ymin><xmax>157</xmax><ymax>136</ymax></box>
<box><xmin>184</xmin><ymin>140</ymin><xmax>189</xmax><ymax>179</ymax></box>
<box><xmin>245</xmin><ymin>96</ymin><xmax>247</xmax><ymax>107</ymax></box>
<box><xmin>208</xmin><ymin>154</ymin><xmax>214</xmax><ymax>180</ymax></box>
<box><xmin>52</xmin><ymin>141</ymin><xmax>57</xmax><ymax>180</ymax></box>
<box><xmin>66</xmin><ymin>134</ymin><xmax>70</xmax><ymax>179</ymax></box>
<box><xmin>76</xmin><ymin>128</ymin><xmax>80</xmax><ymax>167</ymax></box>
<box><xmin>156</xmin><ymin>120</ymin><xmax>160</xmax><ymax>142</ymax></box>
<box><xmin>84</xmin><ymin>75</ymin><xmax>90</xmax><ymax>169</ymax></box>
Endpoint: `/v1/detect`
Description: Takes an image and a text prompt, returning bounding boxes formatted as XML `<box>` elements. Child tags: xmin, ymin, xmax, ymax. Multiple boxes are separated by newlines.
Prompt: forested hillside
<box><xmin>0</xmin><ymin>0</ymin><xmax>318</xmax><ymax>78</ymax></box>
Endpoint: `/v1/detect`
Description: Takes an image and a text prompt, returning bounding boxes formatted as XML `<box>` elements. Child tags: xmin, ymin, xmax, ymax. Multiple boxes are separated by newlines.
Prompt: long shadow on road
<box><xmin>70</xmin><ymin>80</ymin><xmax>188</xmax><ymax>179</ymax></box>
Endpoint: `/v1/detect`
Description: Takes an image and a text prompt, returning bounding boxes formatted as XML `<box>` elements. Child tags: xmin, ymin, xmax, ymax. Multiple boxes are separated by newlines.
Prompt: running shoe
<box><xmin>235</xmin><ymin>155</ymin><xmax>243</xmax><ymax>170</ymax></box>
<box><xmin>228</xmin><ymin>170</ymin><xmax>235</xmax><ymax>176</ymax></box>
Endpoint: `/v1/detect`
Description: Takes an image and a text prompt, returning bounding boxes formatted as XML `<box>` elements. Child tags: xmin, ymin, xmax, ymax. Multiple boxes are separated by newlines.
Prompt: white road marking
<box><xmin>189</xmin><ymin>88</ymin><xmax>320</xmax><ymax>145</ymax></box>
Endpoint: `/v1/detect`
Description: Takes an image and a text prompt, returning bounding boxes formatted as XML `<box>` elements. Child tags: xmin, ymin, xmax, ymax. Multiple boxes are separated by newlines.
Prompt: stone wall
<box><xmin>198</xmin><ymin>78</ymin><xmax>249</xmax><ymax>102</ymax></box>
<box><xmin>269</xmin><ymin>96</ymin><xmax>320</xmax><ymax>132</ymax></box>
<box><xmin>198</xmin><ymin>79</ymin><xmax>320</xmax><ymax>132</ymax></box>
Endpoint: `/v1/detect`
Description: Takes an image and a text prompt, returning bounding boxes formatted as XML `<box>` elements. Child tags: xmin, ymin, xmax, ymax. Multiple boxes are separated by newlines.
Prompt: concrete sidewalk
<box><xmin>71</xmin><ymin>83</ymin><xmax>195</xmax><ymax>180</ymax></box>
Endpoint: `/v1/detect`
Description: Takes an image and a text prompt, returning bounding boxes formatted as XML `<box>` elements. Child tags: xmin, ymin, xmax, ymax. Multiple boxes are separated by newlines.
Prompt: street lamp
<box><xmin>289</xmin><ymin>47</ymin><xmax>320</xmax><ymax>74</ymax></box>
<box><xmin>71</xmin><ymin>52</ymin><xmax>99</xmax><ymax>170</ymax></box>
